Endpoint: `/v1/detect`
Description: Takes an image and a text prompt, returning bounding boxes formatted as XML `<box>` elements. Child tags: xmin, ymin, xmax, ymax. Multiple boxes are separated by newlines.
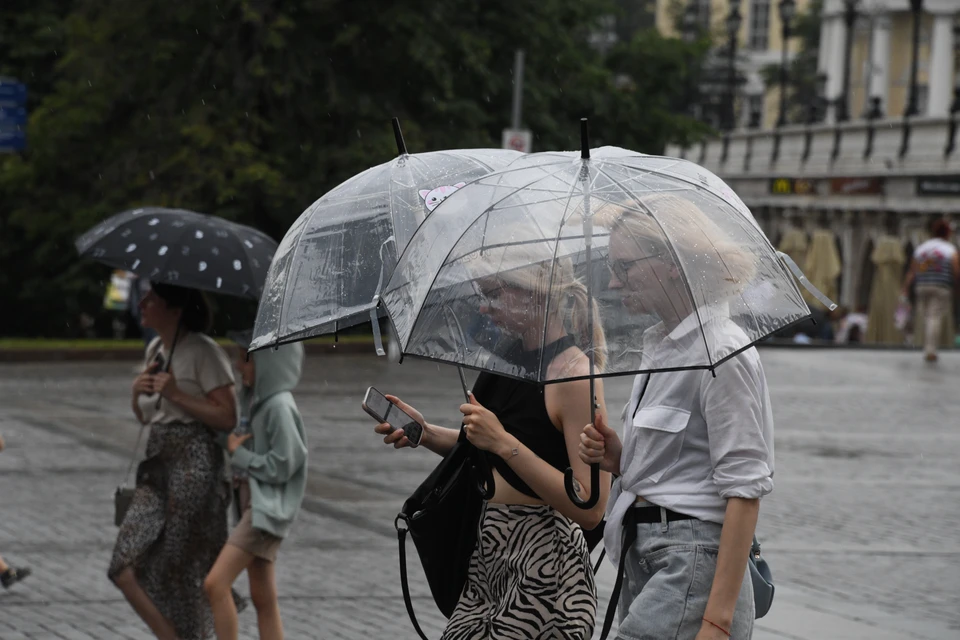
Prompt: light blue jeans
<box><xmin>616</xmin><ymin>515</ymin><xmax>754</xmax><ymax>640</ymax></box>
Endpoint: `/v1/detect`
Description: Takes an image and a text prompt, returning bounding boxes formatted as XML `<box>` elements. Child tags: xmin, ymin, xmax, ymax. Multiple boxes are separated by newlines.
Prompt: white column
<box><xmin>826</xmin><ymin>15</ymin><xmax>848</xmax><ymax>123</ymax></box>
<box><xmin>867</xmin><ymin>14</ymin><xmax>891</xmax><ymax>116</ymax></box>
<box><xmin>927</xmin><ymin>11</ymin><xmax>956</xmax><ymax>117</ymax></box>
<box><xmin>818</xmin><ymin>14</ymin><xmax>834</xmax><ymax>78</ymax></box>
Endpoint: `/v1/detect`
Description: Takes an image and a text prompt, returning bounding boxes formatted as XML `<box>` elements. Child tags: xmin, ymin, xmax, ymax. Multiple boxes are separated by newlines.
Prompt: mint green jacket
<box><xmin>229</xmin><ymin>342</ymin><xmax>307</xmax><ymax>539</ymax></box>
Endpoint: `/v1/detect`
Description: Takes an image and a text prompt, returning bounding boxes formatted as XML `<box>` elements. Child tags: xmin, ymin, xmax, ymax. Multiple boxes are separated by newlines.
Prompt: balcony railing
<box><xmin>667</xmin><ymin>115</ymin><xmax>960</xmax><ymax>179</ymax></box>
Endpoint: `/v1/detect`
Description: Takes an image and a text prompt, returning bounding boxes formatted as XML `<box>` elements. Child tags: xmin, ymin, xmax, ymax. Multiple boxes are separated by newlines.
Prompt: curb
<box><xmin>0</xmin><ymin>341</ymin><xmax>382</xmax><ymax>363</ymax></box>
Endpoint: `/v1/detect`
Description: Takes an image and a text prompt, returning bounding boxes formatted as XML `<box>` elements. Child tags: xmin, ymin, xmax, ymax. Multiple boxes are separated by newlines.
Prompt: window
<box><xmin>694</xmin><ymin>0</ymin><xmax>711</xmax><ymax>32</ymax></box>
<box><xmin>748</xmin><ymin>0</ymin><xmax>771</xmax><ymax>51</ymax></box>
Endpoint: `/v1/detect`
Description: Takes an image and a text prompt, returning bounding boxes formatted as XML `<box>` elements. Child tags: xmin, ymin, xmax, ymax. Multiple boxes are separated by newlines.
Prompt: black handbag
<box><xmin>395</xmin><ymin>428</ymin><xmax>494</xmax><ymax>640</ymax></box>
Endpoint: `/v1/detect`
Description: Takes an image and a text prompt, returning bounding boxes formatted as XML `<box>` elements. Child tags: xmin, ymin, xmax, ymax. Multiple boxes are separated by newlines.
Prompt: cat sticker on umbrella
<box><xmin>419</xmin><ymin>182</ymin><xmax>466</xmax><ymax>212</ymax></box>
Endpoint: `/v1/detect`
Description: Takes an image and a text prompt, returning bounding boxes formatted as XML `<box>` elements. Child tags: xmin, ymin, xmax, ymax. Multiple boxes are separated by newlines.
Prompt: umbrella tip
<box><xmin>580</xmin><ymin>118</ymin><xmax>590</xmax><ymax>160</ymax></box>
<box><xmin>391</xmin><ymin>117</ymin><xmax>408</xmax><ymax>156</ymax></box>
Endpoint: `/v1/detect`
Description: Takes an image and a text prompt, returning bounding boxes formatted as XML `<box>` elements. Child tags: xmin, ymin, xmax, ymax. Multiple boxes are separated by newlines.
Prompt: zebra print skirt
<box><xmin>442</xmin><ymin>503</ymin><xmax>597</xmax><ymax>640</ymax></box>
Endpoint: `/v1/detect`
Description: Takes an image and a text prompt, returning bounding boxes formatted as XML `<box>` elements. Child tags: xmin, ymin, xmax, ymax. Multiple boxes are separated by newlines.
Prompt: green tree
<box><xmin>0</xmin><ymin>0</ymin><xmax>710</xmax><ymax>336</ymax></box>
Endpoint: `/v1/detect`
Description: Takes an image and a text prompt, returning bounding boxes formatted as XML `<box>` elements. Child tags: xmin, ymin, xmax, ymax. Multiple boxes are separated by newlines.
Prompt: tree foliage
<box><xmin>1</xmin><ymin>0</ymin><xmax>710</xmax><ymax>336</ymax></box>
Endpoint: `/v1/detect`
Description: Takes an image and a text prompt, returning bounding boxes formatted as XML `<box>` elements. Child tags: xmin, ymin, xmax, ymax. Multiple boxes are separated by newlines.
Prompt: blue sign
<box><xmin>0</xmin><ymin>106</ymin><xmax>26</xmax><ymax>126</ymax></box>
<box><xmin>0</xmin><ymin>81</ymin><xmax>27</xmax><ymax>104</ymax></box>
<box><xmin>0</xmin><ymin>129</ymin><xmax>26</xmax><ymax>152</ymax></box>
<box><xmin>0</xmin><ymin>80</ymin><xmax>27</xmax><ymax>152</ymax></box>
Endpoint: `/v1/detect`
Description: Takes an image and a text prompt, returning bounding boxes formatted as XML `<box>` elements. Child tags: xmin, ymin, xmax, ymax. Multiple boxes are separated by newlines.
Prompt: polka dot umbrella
<box><xmin>76</xmin><ymin>207</ymin><xmax>277</xmax><ymax>299</ymax></box>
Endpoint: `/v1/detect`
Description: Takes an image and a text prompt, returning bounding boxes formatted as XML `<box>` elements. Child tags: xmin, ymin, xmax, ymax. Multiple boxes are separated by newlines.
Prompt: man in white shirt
<box><xmin>901</xmin><ymin>219</ymin><xmax>959</xmax><ymax>362</ymax></box>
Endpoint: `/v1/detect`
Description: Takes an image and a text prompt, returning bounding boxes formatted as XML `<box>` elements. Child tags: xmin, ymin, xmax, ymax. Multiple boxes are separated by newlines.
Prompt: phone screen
<box><xmin>365</xmin><ymin>388</ymin><xmax>394</xmax><ymax>423</ymax></box>
<box><xmin>364</xmin><ymin>387</ymin><xmax>423</xmax><ymax>446</ymax></box>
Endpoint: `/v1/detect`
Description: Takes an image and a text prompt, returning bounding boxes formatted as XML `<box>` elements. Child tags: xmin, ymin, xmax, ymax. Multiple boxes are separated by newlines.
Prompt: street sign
<box><xmin>0</xmin><ymin>81</ymin><xmax>27</xmax><ymax>105</ymax></box>
<box><xmin>502</xmin><ymin>128</ymin><xmax>532</xmax><ymax>153</ymax></box>
<box><xmin>0</xmin><ymin>106</ymin><xmax>27</xmax><ymax>126</ymax></box>
<box><xmin>0</xmin><ymin>129</ymin><xmax>26</xmax><ymax>152</ymax></box>
<box><xmin>0</xmin><ymin>79</ymin><xmax>27</xmax><ymax>153</ymax></box>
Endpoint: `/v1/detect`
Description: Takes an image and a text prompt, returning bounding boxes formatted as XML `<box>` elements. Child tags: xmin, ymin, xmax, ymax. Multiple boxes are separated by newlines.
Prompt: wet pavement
<box><xmin>0</xmin><ymin>348</ymin><xmax>958</xmax><ymax>639</ymax></box>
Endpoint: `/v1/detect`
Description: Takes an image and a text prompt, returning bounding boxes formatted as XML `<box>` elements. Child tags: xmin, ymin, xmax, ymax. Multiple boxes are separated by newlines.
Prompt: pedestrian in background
<box><xmin>204</xmin><ymin>338</ymin><xmax>308</xmax><ymax>640</ymax></box>
<box><xmin>109</xmin><ymin>283</ymin><xmax>241</xmax><ymax>640</ymax></box>
<box><xmin>901</xmin><ymin>219</ymin><xmax>960</xmax><ymax>362</ymax></box>
<box><xmin>0</xmin><ymin>432</ymin><xmax>32</xmax><ymax>590</ymax></box>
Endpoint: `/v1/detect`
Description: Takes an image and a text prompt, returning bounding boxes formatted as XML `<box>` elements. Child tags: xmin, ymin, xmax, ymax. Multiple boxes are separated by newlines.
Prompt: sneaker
<box><xmin>1</xmin><ymin>567</ymin><xmax>31</xmax><ymax>589</ymax></box>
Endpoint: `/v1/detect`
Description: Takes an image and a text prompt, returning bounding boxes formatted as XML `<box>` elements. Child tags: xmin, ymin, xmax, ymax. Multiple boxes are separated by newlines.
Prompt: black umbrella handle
<box><xmin>565</xmin><ymin>464</ymin><xmax>600</xmax><ymax>509</ymax></box>
<box><xmin>565</xmin><ymin>389</ymin><xmax>601</xmax><ymax>509</ymax></box>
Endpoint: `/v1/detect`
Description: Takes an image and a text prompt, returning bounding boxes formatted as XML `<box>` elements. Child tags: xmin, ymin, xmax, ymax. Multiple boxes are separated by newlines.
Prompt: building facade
<box><xmin>665</xmin><ymin>0</ymin><xmax>960</xmax><ymax>318</ymax></box>
<box><xmin>655</xmin><ymin>0</ymin><xmax>814</xmax><ymax>130</ymax></box>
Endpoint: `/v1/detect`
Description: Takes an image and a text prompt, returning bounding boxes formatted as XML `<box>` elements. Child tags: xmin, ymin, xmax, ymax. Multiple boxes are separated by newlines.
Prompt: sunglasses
<box><xmin>608</xmin><ymin>253</ymin><xmax>664</xmax><ymax>283</ymax></box>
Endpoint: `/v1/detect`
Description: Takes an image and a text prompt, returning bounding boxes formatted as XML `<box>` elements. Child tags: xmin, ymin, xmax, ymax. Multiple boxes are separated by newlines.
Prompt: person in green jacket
<box><xmin>204</xmin><ymin>337</ymin><xmax>308</xmax><ymax>640</ymax></box>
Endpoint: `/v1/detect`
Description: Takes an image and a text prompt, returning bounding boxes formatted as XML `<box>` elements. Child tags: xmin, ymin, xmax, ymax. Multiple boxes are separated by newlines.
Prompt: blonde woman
<box><xmin>372</xmin><ymin>255</ymin><xmax>609</xmax><ymax>640</ymax></box>
<box><xmin>580</xmin><ymin>194</ymin><xmax>772</xmax><ymax>640</ymax></box>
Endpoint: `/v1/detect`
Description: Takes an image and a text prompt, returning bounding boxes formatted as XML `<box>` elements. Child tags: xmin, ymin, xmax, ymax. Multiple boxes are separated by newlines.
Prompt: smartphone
<box><xmin>362</xmin><ymin>386</ymin><xmax>423</xmax><ymax>447</ymax></box>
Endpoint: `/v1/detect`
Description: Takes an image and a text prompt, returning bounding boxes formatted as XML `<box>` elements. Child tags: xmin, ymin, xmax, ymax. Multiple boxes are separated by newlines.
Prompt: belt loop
<box><xmin>660</xmin><ymin>506</ymin><xmax>669</xmax><ymax>533</ymax></box>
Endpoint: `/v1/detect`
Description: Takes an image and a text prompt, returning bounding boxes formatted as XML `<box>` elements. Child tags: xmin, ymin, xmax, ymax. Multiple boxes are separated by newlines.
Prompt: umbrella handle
<box><xmin>564</xmin><ymin>464</ymin><xmax>600</xmax><ymax>509</ymax></box>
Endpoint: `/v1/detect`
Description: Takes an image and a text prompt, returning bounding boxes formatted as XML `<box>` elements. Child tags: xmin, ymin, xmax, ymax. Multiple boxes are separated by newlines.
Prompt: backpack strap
<box><xmin>396</xmin><ymin>515</ymin><xmax>431</xmax><ymax>640</ymax></box>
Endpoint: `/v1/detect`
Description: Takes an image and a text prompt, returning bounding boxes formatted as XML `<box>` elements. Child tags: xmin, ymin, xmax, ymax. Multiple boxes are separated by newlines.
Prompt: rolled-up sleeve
<box><xmin>699</xmin><ymin>351</ymin><xmax>774</xmax><ymax>500</ymax></box>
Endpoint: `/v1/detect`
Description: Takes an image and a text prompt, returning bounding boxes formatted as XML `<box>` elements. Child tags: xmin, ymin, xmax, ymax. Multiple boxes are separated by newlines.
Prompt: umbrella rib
<box><xmin>275</xmin><ymin>220</ymin><xmax>312</xmax><ymax>344</ymax></box>
<box><xmin>593</xmin><ymin>163</ymin><xmax>716</xmax><ymax>367</ymax></box>
<box><xmin>395</xmin><ymin>163</ymin><xmax>576</xmax><ymax>352</ymax></box>
<box><xmin>539</xmin><ymin>165</ymin><xmax>590</xmax><ymax>381</ymax></box>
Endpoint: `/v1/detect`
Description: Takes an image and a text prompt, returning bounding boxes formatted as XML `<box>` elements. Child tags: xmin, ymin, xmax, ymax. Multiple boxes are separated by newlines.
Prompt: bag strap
<box><xmin>120</xmin><ymin>338</ymin><xmax>165</xmax><ymax>487</ymax></box>
<box><xmin>120</xmin><ymin>425</ymin><xmax>146</xmax><ymax>487</ymax></box>
<box><xmin>396</xmin><ymin>516</ymin><xmax>431</xmax><ymax>640</ymax></box>
<box><xmin>598</xmin><ymin>508</ymin><xmax>638</xmax><ymax>640</ymax></box>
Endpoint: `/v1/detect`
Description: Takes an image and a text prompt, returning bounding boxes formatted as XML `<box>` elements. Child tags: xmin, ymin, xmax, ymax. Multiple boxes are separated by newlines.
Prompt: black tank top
<box><xmin>471</xmin><ymin>335</ymin><xmax>576</xmax><ymax>500</ymax></box>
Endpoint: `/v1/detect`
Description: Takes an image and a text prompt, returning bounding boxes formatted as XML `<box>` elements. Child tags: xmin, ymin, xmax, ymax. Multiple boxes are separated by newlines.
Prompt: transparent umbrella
<box><xmin>383</xmin><ymin>120</ymin><xmax>830</xmax><ymax>508</ymax></box>
<box><xmin>250</xmin><ymin>119</ymin><xmax>522</xmax><ymax>354</ymax></box>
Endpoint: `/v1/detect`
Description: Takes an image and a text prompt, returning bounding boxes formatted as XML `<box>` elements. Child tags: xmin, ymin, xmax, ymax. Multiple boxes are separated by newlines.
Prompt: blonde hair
<box><xmin>485</xmin><ymin>253</ymin><xmax>607</xmax><ymax>373</ymax></box>
<box><xmin>595</xmin><ymin>192</ymin><xmax>757</xmax><ymax>300</ymax></box>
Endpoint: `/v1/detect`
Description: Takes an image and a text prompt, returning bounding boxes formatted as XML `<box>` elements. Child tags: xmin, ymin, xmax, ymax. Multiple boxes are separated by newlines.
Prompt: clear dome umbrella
<box><xmin>249</xmin><ymin>119</ymin><xmax>522</xmax><ymax>354</ymax></box>
<box><xmin>383</xmin><ymin>120</ymin><xmax>833</xmax><ymax>509</ymax></box>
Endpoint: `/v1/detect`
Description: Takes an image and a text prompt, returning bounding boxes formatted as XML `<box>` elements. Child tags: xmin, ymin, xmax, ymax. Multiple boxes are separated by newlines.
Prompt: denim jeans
<box><xmin>616</xmin><ymin>515</ymin><xmax>754</xmax><ymax>640</ymax></box>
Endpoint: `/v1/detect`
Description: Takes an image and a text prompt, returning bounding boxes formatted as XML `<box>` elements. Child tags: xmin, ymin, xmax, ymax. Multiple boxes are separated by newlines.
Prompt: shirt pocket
<box><xmin>629</xmin><ymin>406</ymin><xmax>691</xmax><ymax>483</ymax></box>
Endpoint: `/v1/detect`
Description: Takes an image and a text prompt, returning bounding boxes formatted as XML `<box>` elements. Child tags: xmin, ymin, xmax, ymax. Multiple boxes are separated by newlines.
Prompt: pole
<box><xmin>511</xmin><ymin>49</ymin><xmax>525</xmax><ymax>130</ymax></box>
<box><xmin>726</xmin><ymin>38</ymin><xmax>739</xmax><ymax>130</ymax></box>
<box><xmin>777</xmin><ymin>23</ymin><xmax>791</xmax><ymax>127</ymax></box>
<box><xmin>838</xmin><ymin>1</ymin><xmax>857</xmax><ymax>122</ymax></box>
<box><xmin>905</xmin><ymin>0</ymin><xmax>923</xmax><ymax>117</ymax></box>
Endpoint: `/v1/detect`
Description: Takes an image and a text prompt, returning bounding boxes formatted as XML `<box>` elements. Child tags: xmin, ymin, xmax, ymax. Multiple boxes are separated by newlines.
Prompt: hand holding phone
<box><xmin>362</xmin><ymin>387</ymin><xmax>424</xmax><ymax>448</ymax></box>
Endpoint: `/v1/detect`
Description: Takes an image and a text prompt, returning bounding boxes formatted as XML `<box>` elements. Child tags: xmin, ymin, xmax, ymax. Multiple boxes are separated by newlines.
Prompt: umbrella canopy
<box><xmin>803</xmin><ymin>229</ymin><xmax>841</xmax><ymax>311</ymax></box>
<box><xmin>865</xmin><ymin>235</ymin><xmax>905</xmax><ymax>344</ymax></box>
<box><xmin>249</xmin><ymin>140</ymin><xmax>522</xmax><ymax>353</ymax></box>
<box><xmin>383</xmin><ymin>146</ymin><xmax>813</xmax><ymax>383</ymax></box>
<box><xmin>76</xmin><ymin>207</ymin><xmax>276</xmax><ymax>299</ymax></box>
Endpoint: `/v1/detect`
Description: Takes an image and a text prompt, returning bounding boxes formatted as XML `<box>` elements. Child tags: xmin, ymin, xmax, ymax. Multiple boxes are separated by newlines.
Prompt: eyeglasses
<box><xmin>608</xmin><ymin>254</ymin><xmax>664</xmax><ymax>283</ymax></box>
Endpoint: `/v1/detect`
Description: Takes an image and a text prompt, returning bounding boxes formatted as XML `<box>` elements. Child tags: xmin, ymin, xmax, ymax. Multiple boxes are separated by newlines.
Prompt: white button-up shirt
<box><xmin>603</xmin><ymin>311</ymin><xmax>775</xmax><ymax>564</ymax></box>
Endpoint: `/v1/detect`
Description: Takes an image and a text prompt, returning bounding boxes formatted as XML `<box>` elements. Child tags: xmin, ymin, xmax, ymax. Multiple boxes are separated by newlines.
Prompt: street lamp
<box><xmin>836</xmin><ymin>0</ymin><xmax>858</xmax><ymax>122</ymax></box>
<box><xmin>802</xmin><ymin>74</ymin><xmax>827</xmax><ymax>163</ymax></box>
<box><xmin>682</xmin><ymin>2</ymin><xmax>699</xmax><ymax>118</ymax></box>
<box><xmin>904</xmin><ymin>0</ymin><xmax>924</xmax><ymax>117</ymax></box>
<box><xmin>776</xmin><ymin>0</ymin><xmax>797</xmax><ymax>127</ymax></box>
<box><xmin>723</xmin><ymin>3</ymin><xmax>743</xmax><ymax>131</ymax></box>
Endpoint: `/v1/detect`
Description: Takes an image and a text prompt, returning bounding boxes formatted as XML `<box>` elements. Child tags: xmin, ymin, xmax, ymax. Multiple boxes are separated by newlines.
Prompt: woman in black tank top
<box><xmin>370</xmin><ymin>256</ymin><xmax>612</xmax><ymax>640</ymax></box>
